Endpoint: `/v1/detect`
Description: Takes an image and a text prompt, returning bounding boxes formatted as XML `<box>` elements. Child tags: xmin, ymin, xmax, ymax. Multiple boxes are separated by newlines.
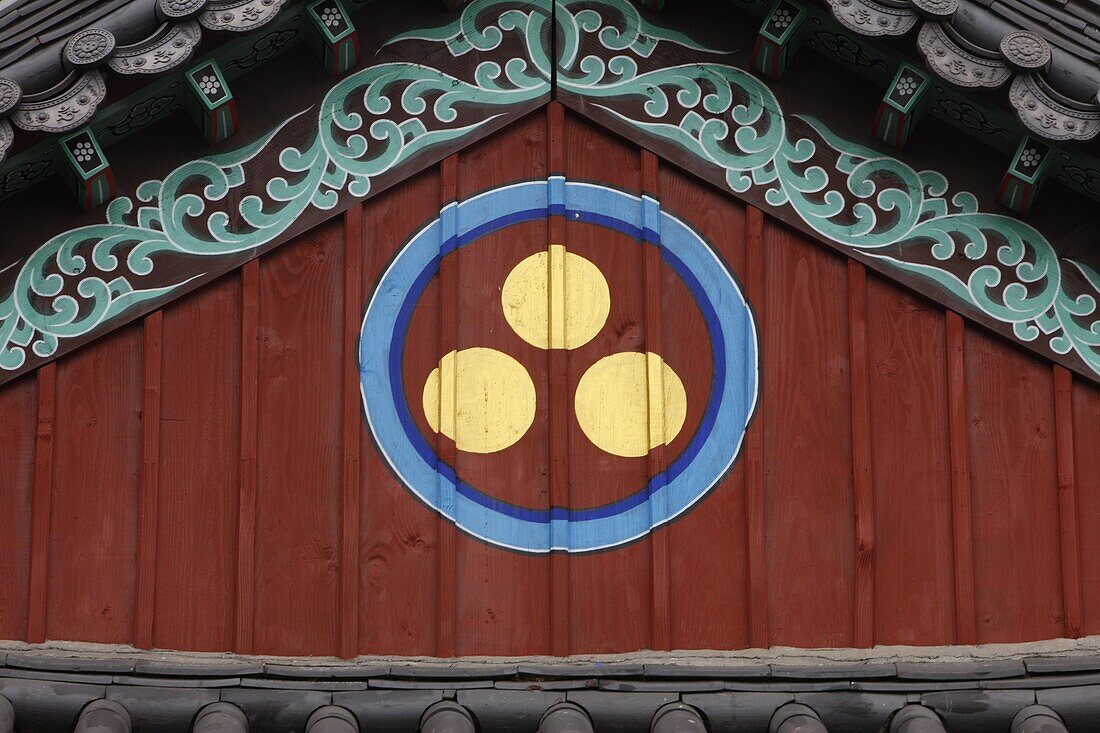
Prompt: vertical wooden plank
<box><xmin>1074</xmin><ymin>378</ymin><xmax>1100</xmax><ymax>634</ymax></box>
<box><xmin>48</xmin><ymin>324</ymin><xmax>143</xmax><ymax>643</ymax></box>
<box><xmin>25</xmin><ymin>364</ymin><xmax>54</xmax><ymax>643</ymax></box>
<box><xmin>340</xmin><ymin>203</ymin><xmax>364</xmax><ymax>659</ymax></box>
<box><xmin>253</xmin><ymin>218</ymin><xmax>344</xmax><ymax>656</ymax></box>
<box><xmin>0</xmin><ymin>373</ymin><xmax>35</xmax><ymax>641</ymax></box>
<box><xmin>236</xmin><ymin>259</ymin><xmax>259</xmax><ymax>654</ymax></box>
<box><xmin>436</xmin><ymin>155</ymin><xmax>458</xmax><ymax>659</ymax></box>
<box><xmin>848</xmin><ymin>261</ymin><xmax>875</xmax><ymax>648</ymax></box>
<box><xmin>452</xmin><ymin>114</ymin><xmax>550</xmax><ymax>656</ymax></box>
<box><xmin>641</xmin><ymin>150</ymin><xmax>671</xmax><ymax>652</ymax></box>
<box><xmin>967</xmin><ymin>327</ymin><xmax>1062</xmax><ymax>643</ymax></box>
<box><xmin>565</xmin><ymin>114</ymin><xmax>651</xmax><ymax>653</ymax></box>
<box><xmin>134</xmin><ymin>311</ymin><xmax>163</xmax><ymax>649</ymax></box>
<box><xmin>359</xmin><ymin>169</ymin><xmax>441</xmax><ymax>655</ymax></box>
<box><xmin>659</xmin><ymin>167</ymin><xmax>750</xmax><ymax>651</ymax></box>
<box><xmin>547</xmin><ymin>101</ymin><xmax>571</xmax><ymax>658</ymax></box>
<box><xmin>946</xmin><ymin>311</ymin><xmax>976</xmax><ymax>645</ymax></box>
<box><xmin>744</xmin><ymin>206</ymin><xmax>768</xmax><ymax>649</ymax></box>
<box><xmin>868</xmin><ymin>277</ymin><xmax>954</xmax><ymax>645</ymax></box>
<box><xmin>156</xmin><ymin>274</ymin><xmax>241</xmax><ymax>652</ymax></box>
<box><xmin>1053</xmin><ymin>365</ymin><xmax>1083</xmax><ymax>638</ymax></box>
<box><xmin>763</xmin><ymin>222</ymin><xmax>854</xmax><ymax>648</ymax></box>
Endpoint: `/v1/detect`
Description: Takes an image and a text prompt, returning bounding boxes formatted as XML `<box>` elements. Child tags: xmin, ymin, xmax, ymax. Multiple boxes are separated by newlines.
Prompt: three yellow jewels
<box><xmin>422</xmin><ymin>245</ymin><xmax>687</xmax><ymax>457</ymax></box>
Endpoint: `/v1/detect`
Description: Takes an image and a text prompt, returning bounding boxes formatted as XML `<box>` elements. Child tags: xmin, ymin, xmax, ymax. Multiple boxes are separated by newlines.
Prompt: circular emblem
<box><xmin>360</xmin><ymin>180</ymin><xmax>758</xmax><ymax>553</ymax></box>
<box><xmin>64</xmin><ymin>29</ymin><xmax>116</xmax><ymax>68</ymax></box>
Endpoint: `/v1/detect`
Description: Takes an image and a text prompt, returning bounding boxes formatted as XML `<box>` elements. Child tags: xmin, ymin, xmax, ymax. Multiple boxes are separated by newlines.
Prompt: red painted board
<box><xmin>866</xmin><ymin>275</ymin><xmax>955</xmax><ymax>645</ymax></box>
<box><xmin>762</xmin><ymin>221</ymin><xmax>855</xmax><ymax>648</ymax></box>
<box><xmin>966</xmin><ymin>329</ymin><xmax>1063</xmax><ymax>643</ymax></box>
<box><xmin>253</xmin><ymin>218</ymin><xmax>344</xmax><ymax>656</ymax></box>
<box><xmin>563</xmin><ymin>115</ymin><xmax>652</xmax><ymax>654</ymax></box>
<box><xmin>154</xmin><ymin>273</ymin><xmax>242</xmax><ymax>652</ymax></box>
<box><xmin>452</xmin><ymin>114</ymin><xmax>551</xmax><ymax>656</ymax></box>
<box><xmin>0</xmin><ymin>373</ymin><xmax>35</xmax><ymax>639</ymax></box>
<box><xmin>48</xmin><ymin>323</ymin><xmax>143</xmax><ymax>643</ymax></box>
<box><xmin>359</xmin><ymin>168</ymin><xmax>442</xmax><ymax>656</ymax></box>
<box><xmin>1072</xmin><ymin>378</ymin><xmax>1100</xmax><ymax>634</ymax></box>
<box><xmin>658</xmin><ymin>165</ymin><xmax>751</xmax><ymax>651</ymax></box>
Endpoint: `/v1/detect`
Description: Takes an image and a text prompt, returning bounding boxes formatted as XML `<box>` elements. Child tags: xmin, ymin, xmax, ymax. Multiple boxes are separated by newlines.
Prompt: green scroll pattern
<box><xmin>0</xmin><ymin>0</ymin><xmax>1097</xmax><ymax>377</ymax></box>
<box><xmin>556</xmin><ymin>0</ymin><xmax>1099</xmax><ymax>376</ymax></box>
<box><xmin>0</xmin><ymin>0</ymin><xmax>552</xmax><ymax>371</ymax></box>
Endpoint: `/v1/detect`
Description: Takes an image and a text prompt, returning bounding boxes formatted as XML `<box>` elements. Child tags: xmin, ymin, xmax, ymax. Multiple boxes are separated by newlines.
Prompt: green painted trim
<box><xmin>0</xmin><ymin>0</ymin><xmax>1096</xmax><ymax>383</ymax></box>
<box><xmin>186</xmin><ymin>59</ymin><xmax>233</xmax><ymax>112</ymax></box>
<box><xmin>759</xmin><ymin>0</ymin><xmax>804</xmax><ymax>45</ymax></box>
<box><xmin>884</xmin><ymin>62</ymin><xmax>929</xmax><ymax>114</ymax></box>
<box><xmin>58</xmin><ymin>129</ymin><xmax>108</xmax><ymax>179</ymax></box>
<box><xmin>307</xmin><ymin>0</ymin><xmax>356</xmax><ymax>44</ymax></box>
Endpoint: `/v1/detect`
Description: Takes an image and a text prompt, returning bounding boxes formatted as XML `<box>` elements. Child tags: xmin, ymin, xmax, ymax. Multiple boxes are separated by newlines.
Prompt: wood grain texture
<box><xmin>564</xmin><ymin>114</ymin><xmax>651</xmax><ymax>654</ymax></box>
<box><xmin>867</xmin><ymin>277</ymin><xmax>954</xmax><ymax>645</ymax></box>
<box><xmin>763</xmin><ymin>219</ymin><xmax>855</xmax><ymax>649</ymax></box>
<box><xmin>25</xmin><ymin>364</ymin><xmax>55</xmax><ymax>643</ymax></box>
<box><xmin>946</xmin><ymin>311</ymin><xmax>976</xmax><ymax>645</ymax></box>
<box><xmin>743</xmin><ymin>206</ymin><xmax>768</xmax><ymax>650</ymax></box>
<box><xmin>453</xmin><ymin>114</ymin><xmax>551</xmax><ymax>656</ymax></box>
<box><xmin>967</xmin><ymin>328</ymin><xmax>1063</xmax><ymax>643</ymax></box>
<box><xmin>0</xmin><ymin>373</ymin><xmax>36</xmax><ymax>640</ymax></box>
<box><xmin>659</xmin><ymin>166</ymin><xmax>751</xmax><ymax>651</ymax></box>
<box><xmin>358</xmin><ymin>168</ymin><xmax>442</xmax><ymax>656</ymax></box>
<box><xmin>1053</xmin><ymin>366</ymin><xmax>1083</xmax><ymax>638</ymax></box>
<box><xmin>134</xmin><ymin>311</ymin><xmax>163</xmax><ymax>649</ymax></box>
<box><xmin>49</xmin><ymin>323</ymin><xmax>143</xmax><ymax>644</ymax></box>
<box><xmin>3</xmin><ymin>113</ymin><xmax>1099</xmax><ymax>657</ymax></box>
<box><xmin>642</xmin><ymin>150</ymin><xmax>672</xmax><ymax>653</ymax></box>
<box><xmin>236</xmin><ymin>260</ymin><xmax>259</xmax><ymax>654</ymax></box>
<box><xmin>253</xmin><ymin>217</ymin><xmax>344</xmax><ymax>656</ymax></box>
<box><xmin>1073</xmin><ymin>378</ymin><xmax>1100</xmax><ymax>635</ymax></box>
<box><xmin>547</xmin><ymin>101</ymin><xmax>571</xmax><ymax>658</ymax></box>
<box><xmin>848</xmin><ymin>261</ymin><xmax>875</xmax><ymax>648</ymax></box>
<box><xmin>156</xmin><ymin>273</ymin><xmax>241</xmax><ymax>652</ymax></box>
<box><xmin>340</xmin><ymin>203</ymin><xmax>364</xmax><ymax>659</ymax></box>
<box><xmin>436</xmin><ymin>154</ymin><xmax>458</xmax><ymax>659</ymax></box>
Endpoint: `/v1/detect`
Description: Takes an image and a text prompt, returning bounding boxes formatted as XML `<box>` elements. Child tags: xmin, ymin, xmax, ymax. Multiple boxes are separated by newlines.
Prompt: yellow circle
<box><xmin>574</xmin><ymin>351</ymin><xmax>688</xmax><ymax>459</ymax></box>
<box><xmin>501</xmin><ymin>244</ymin><xmax>610</xmax><ymax>350</ymax></box>
<box><xmin>422</xmin><ymin>347</ymin><xmax>536</xmax><ymax>454</ymax></box>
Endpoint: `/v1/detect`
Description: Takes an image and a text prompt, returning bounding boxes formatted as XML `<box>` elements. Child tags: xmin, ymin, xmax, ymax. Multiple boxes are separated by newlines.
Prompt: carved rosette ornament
<box><xmin>910</xmin><ymin>0</ymin><xmax>957</xmax><ymax>20</ymax></box>
<box><xmin>0</xmin><ymin>119</ymin><xmax>12</xmax><ymax>163</ymax></box>
<box><xmin>916</xmin><ymin>23</ymin><xmax>1010</xmax><ymax>88</ymax></box>
<box><xmin>157</xmin><ymin>0</ymin><xmax>209</xmax><ymax>20</ymax></box>
<box><xmin>108</xmin><ymin>21</ymin><xmax>203</xmax><ymax>74</ymax></box>
<box><xmin>825</xmin><ymin>0</ymin><xmax>918</xmax><ymax>37</ymax></box>
<box><xmin>11</xmin><ymin>71</ymin><xmax>107</xmax><ymax>133</ymax></box>
<box><xmin>1009</xmin><ymin>74</ymin><xmax>1100</xmax><ymax>142</ymax></box>
<box><xmin>200</xmin><ymin>0</ymin><xmax>287</xmax><ymax>32</ymax></box>
<box><xmin>0</xmin><ymin>78</ymin><xmax>21</xmax><ymax>116</ymax></box>
<box><xmin>999</xmin><ymin>30</ymin><xmax>1052</xmax><ymax>73</ymax></box>
<box><xmin>63</xmin><ymin>29</ymin><xmax>117</xmax><ymax>69</ymax></box>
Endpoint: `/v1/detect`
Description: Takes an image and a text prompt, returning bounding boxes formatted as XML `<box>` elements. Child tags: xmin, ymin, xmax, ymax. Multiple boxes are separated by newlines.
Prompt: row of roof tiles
<box><xmin>0</xmin><ymin>0</ymin><xmax>290</xmax><ymax>161</ymax></box>
<box><xmin>824</xmin><ymin>0</ymin><xmax>1100</xmax><ymax>141</ymax></box>
<box><xmin>3</xmin><ymin>650</ymin><xmax>1100</xmax><ymax>686</ymax></box>
<box><xmin>1</xmin><ymin>654</ymin><xmax>1098</xmax><ymax>733</ymax></box>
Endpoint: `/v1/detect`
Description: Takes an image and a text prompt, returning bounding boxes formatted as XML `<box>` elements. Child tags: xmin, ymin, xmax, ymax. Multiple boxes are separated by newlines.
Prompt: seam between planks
<box><xmin>1053</xmin><ymin>365</ymin><xmax>1083</xmax><ymax>638</ymax></box>
<box><xmin>743</xmin><ymin>206</ymin><xmax>768</xmax><ymax>649</ymax></box>
<box><xmin>946</xmin><ymin>311</ymin><xmax>977</xmax><ymax>645</ymax></box>
<box><xmin>848</xmin><ymin>261</ymin><xmax>875</xmax><ymax>648</ymax></box>
<box><xmin>25</xmin><ymin>362</ymin><xmax>56</xmax><ymax>644</ymax></box>
<box><xmin>341</xmin><ymin>203</ymin><xmax>364</xmax><ymax>658</ymax></box>
<box><xmin>134</xmin><ymin>310</ymin><xmax>163</xmax><ymax>649</ymax></box>
<box><xmin>236</xmin><ymin>260</ymin><xmax>260</xmax><ymax>654</ymax></box>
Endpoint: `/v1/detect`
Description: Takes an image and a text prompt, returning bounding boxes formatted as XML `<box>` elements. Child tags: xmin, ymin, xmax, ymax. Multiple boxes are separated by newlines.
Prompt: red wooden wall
<box><xmin>0</xmin><ymin>107</ymin><xmax>1097</xmax><ymax>657</ymax></box>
